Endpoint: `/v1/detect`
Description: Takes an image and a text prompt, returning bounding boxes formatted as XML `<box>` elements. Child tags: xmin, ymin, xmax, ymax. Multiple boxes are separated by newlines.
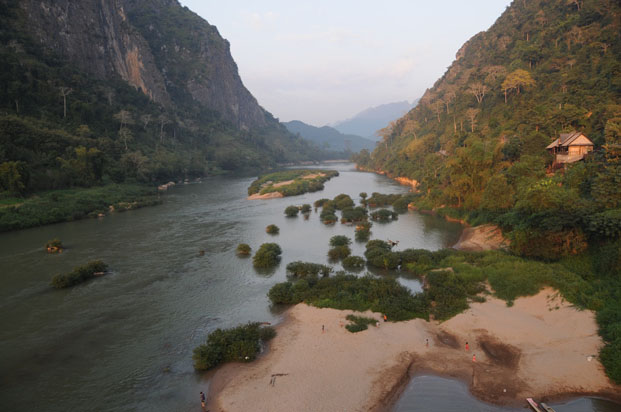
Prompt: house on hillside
<box><xmin>546</xmin><ymin>131</ymin><xmax>593</xmax><ymax>164</ymax></box>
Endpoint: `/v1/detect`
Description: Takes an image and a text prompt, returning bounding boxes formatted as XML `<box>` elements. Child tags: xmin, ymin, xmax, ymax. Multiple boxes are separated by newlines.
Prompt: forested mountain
<box><xmin>333</xmin><ymin>100</ymin><xmax>417</xmax><ymax>140</ymax></box>
<box><xmin>354</xmin><ymin>0</ymin><xmax>620</xmax><ymax>259</ymax></box>
<box><xmin>284</xmin><ymin>120</ymin><xmax>376</xmax><ymax>154</ymax></box>
<box><xmin>0</xmin><ymin>0</ymin><xmax>324</xmax><ymax>195</ymax></box>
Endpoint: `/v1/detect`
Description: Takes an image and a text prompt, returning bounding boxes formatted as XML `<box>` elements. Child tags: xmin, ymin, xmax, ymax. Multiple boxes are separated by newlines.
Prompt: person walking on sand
<box><xmin>322</xmin><ymin>324</ymin><xmax>325</xmax><ymax>333</ymax></box>
<box><xmin>465</xmin><ymin>341</ymin><xmax>469</xmax><ymax>351</ymax></box>
<box><xmin>383</xmin><ymin>314</ymin><xmax>387</xmax><ymax>322</ymax></box>
<box><xmin>200</xmin><ymin>391</ymin><xmax>206</xmax><ymax>411</ymax></box>
<box><xmin>472</xmin><ymin>354</ymin><xmax>476</xmax><ymax>362</ymax></box>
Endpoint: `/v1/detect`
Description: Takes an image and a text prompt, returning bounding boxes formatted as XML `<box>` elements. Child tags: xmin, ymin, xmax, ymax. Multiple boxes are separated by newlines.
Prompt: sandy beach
<box><xmin>208</xmin><ymin>288</ymin><xmax>620</xmax><ymax>411</ymax></box>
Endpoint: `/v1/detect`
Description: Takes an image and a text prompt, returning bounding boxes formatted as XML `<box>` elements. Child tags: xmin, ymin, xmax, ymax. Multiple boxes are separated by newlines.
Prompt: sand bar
<box><xmin>209</xmin><ymin>288</ymin><xmax>620</xmax><ymax>411</ymax></box>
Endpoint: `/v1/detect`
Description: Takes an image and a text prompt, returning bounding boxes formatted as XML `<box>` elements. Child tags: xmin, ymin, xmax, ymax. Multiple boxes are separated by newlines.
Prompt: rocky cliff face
<box><xmin>20</xmin><ymin>0</ymin><xmax>268</xmax><ymax>130</ymax></box>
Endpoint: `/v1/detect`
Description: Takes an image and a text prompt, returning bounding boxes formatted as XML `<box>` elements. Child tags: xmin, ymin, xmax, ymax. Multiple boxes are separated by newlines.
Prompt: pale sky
<box><xmin>179</xmin><ymin>1</ymin><xmax>512</xmax><ymax>126</ymax></box>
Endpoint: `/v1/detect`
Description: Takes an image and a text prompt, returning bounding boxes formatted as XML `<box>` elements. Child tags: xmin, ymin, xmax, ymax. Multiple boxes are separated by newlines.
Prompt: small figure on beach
<box><xmin>322</xmin><ymin>324</ymin><xmax>325</xmax><ymax>333</ymax></box>
<box><xmin>376</xmin><ymin>321</ymin><xmax>379</xmax><ymax>328</ymax></box>
<box><xmin>383</xmin><ymin>314</ymin><xmax>387</xmax><ymax>322</ymax></box>
<box><xmin>426</xmin><ymin>338</ymin><xmax>429</xmax><ymax>347</ymax></box>
<box><xmin>465</xmin><ymin>341</ymin><xmax>469</xmax><ymax>351</ymax></box>
<box><xmin>200</xmin><ymin>391</ymin><xmax>206</xmax><ymax>410</ymax></box>
<box><xmin>472</xmin><ymin>354</ymin><xmax>476</xmax><ymax>362</ymax></box>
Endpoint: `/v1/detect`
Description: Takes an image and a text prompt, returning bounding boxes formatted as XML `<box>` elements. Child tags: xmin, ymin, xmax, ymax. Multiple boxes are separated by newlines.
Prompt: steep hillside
<box><xmin>284</xmin><ymin>120</ymin><xmax>376</xmax><ymax>154</ymax></box>
<box><xmin>355</xmin><ymin>0</ymin><xmax>620</xmax><ymax>255</ymax></box>
<box><xmin>333</xmin><ymin>100</ymin><xmax>416</xmax><ymax>140</ymax></box>
<box><xmin>0</xmin><ymin>0</ymin><xmax>324</xmax><ymax>195</ymax></box>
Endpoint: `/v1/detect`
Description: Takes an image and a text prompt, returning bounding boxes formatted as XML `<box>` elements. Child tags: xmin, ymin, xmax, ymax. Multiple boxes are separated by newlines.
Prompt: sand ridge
<box><xmin>208</xmin><ymin>288</ymin><xmax>620</xmax><ymax>411</ymax></box>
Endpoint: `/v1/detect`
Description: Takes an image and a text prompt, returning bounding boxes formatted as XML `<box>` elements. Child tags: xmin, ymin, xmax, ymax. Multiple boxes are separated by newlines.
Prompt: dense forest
<box><xmin>0</xmin><ymin>0</ymin><xmax>328</xmax><ymax>198</ymax></box>
<box><xmin>354</xmin><ymin>0</ymin><xmax>620</xmax><ymax>260</ymax></box>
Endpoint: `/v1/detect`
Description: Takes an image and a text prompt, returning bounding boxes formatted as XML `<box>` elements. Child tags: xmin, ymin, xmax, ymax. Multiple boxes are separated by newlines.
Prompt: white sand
<box><xmin>209</xmin><ymin>288</ymin><xmax>619</xmax><ymax>411</ymax></box>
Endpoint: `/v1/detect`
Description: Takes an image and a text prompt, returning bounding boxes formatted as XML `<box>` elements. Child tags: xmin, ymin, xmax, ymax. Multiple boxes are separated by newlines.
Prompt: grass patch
<box><xmin>247</xmin><ymin>169</ymin><xmax>339</xmax><ymax>197</ymax></box>
<box><xmin>0</xmin><ymin>184</ymin><xmax>160</xmax><ymax>232</ymax></box>
<box><xmin>345</xmin><ymin>314</ymin><xmax>377</xmax><ymax>333</ymax></box>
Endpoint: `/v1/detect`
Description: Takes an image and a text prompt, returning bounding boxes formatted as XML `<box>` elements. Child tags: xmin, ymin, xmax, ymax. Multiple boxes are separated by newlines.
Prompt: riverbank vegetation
<box><xmin>192</xmin><ymin>323</ymin><xmax>276</xmax><ymax>371</ymax></box>
<box><xmin>0</xmin><ymin>184</ymin><xmax>160</xmax><ymax>232</ymax></box>
<box><xmin>284</xmin><ymin>205</ymin><xmax>299</xmax><ymax>217</ymax></box>
<box><xmin>268</xmin><ymin>242</ymin><xmax>621</xmax><ymax>383</ymax></box>
<box><xmin>51</xmin><ymin>260</ymin><xmax>108</xmax><ymax>289</ymax></box>
<box><xmin>247</xmin><ymin>169</ymin><xmax>339</xmax><ymax>197</ymax></box>
<box><xmin>265</xmin><ymin>224</ymin><xmax>279</xmax><ymax>234</ymax></box>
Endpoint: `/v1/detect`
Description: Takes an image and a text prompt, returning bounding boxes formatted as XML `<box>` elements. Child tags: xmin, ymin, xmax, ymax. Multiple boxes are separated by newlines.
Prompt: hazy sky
<box><xmin>179</xmin><ymin>1</ymin><xmax>512</xmax><ymax>126</ymax></box>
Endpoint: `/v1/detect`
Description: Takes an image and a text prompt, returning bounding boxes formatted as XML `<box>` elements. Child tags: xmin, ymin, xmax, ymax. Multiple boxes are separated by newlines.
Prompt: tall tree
<box><xmin>468</xmin><ymin>82</ymin><xmax>488</xmax><ymax>104</ymax></box>
<box><xmin>59</xmin><ymin>87</ymin><xmax>72</xmax><ymax>119</ymax></box>
<box><xmin>502</xmin><ymin>69</ymin><xmax>535</xmax><ymax>103</ymax></box>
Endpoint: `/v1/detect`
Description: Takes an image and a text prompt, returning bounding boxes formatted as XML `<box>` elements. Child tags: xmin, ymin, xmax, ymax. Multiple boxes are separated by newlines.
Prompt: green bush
<box><xmin>314</xmin><ymin>198</ymin><xmax>329</xmax><ymax>208</ymax></box>
<box><xmin>266</xmin><ymin>224</ymin><xmax>280</xmax><ymax>234</ymax></box>
<box><xmin>51</xmin><ymin>260</ymin><xmax>108</xmax><ymax>289</ymax></box>
<box><xmin>329</xmin><ymin>235</ymin><xmax>351</xmax><ymax>247</ymax></box>
<box><xmin>370</xmin><ymin>208</ymin><xmax>398</xmax><ymax>222</ymax></box>
<box><xmin>236</xmin><ymin>243</ymin><xmax>251</xmax><ymax>255</ymax></box>
<box><xmin>268</xmin><ymin>274</ymin><xmax>429</xmax><ymax>321</ymax></box>
<box><xmin>334</xmin><ymin>194</ymin><xmax>354</xmax><ymax>210</ymax></box>
<box><xmin>253</xmin><ymin>243</ymin><xmax>282</xmax><ymax>268</ymax></box>
<box><xmin>286</xmin><ymin>261</ymin><xmax>332</xmax><ymax>279</ymax></box>
<box><xmin>341</xmin><ymin>206</ymin><xmax>368</xmax><ymax>223</ymax></box>
<box><xmin>301</xmin><ymin>204</ymin><xmax>312</xmax><ymax>213</ymax></box>
<box><xmin>328</xmin><ymin>245</ymin><xmax>351</xmax><ymax>260</ymax></box>
<box><xmin>345</xmin><ymin>314</ymin><xmax>377</xmax><ymax>333</ymax></box>
<box><xmin>284</xmin><ymin>205</ymin><xmax>299</xmax><ymax>217</ymax></box>
<box><xmin>192</xmin><ymin>323</ymin><xmax>276</xmax><ymax>371</ymax></box>
<box><xmin>342</xmin><ymin>256</ymin><xmax>365</xmax><ymax>271</ymax></box>
<box><xmin>355</xmin><ymin>227</ymin><xmax>371</xmax><ymax>242</ymax></box>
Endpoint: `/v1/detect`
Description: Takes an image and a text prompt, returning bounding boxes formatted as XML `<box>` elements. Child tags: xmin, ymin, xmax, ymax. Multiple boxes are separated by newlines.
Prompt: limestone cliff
<box><xmin>20</xmin><ymin>0</ymin><xmax>268</xmax><ymax>130</ymax></box>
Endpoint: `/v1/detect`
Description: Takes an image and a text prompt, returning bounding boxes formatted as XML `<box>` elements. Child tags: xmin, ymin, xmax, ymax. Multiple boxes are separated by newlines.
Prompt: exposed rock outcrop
<box><xmin>452</xmin><ymin>224</ymin><xmax>509</xmax><ymax>251</ymax></box>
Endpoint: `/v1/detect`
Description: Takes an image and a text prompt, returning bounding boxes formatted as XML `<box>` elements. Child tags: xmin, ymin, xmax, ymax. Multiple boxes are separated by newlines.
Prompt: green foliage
<box><xmin>329</xmin><ymin>235</ymin><xmax>351</xmax><ymax>247</ymax></box>
<box><xmin>345</xmin><ymin>314</ymin><xmax>377</xmax><ymax>333</ymax></box>
<box><xmin>301</xmin><ymin>204</ymin><xmax>312</xmax><ymax>213</ymax></box>
<box><xmin>265</xmin><ymin>224</ymin><xmax>280</xmax><ymax>234</ymax></box>
<box><xmin>367</xmin><ymin>192</ymin><xmax>402</xmax><ymax>207</ymax></box>
<box><xmin>268</xmin><ymin>274</ymin><xmax>429</xmax><ymax>322</ymax></box>
<box><xmin>247</xmin><ymin>170</ymin><xmax>339</xmax><ymax>196</ymax></box>
<box><xmin>286</xmin><ymin>261</ymin><xmax>332</xmax><ymax>279</ymax></box>
<box><xmin>333</xmin><ymin>194</ymin><xmax>354</xmax><ymax>210</ymax></box>
<box><xmin>370</xmin><ymin>208</ymin><xmax>398</xmax><ymax>222</ymax></box>
<box><xmin>341</xmin><ymin>206</ymin><xmax>368</xmax><ymax>223</ymax></box>
<box><xmin>192</xmin><ymin>323</ymin><xmax>276</xmax><ymax>371</ymax></box>
<box><xmin>284</xmin><ymin>205</ymin><xmax>299</xmax><ymax>217</ymax></box>
<box><xmin>364</xmin><ymin>240</ymin><xmax>400</xmax><ymax>269</ymax></box>
<box><xmin>0</xmin><ymin>184</ymin><xmax>160</xmax><ymax>232</ymax></box>
<box><xmin>342</xmin><ymin>256</ymin><xmax>365</xmax><ymax>271</ymax></box>
<box><xmin>236</xmin><ymin>243</ymin><xmax>251</xmax><ymax>255</ymax></box>
<box><xmin>328</xmin><ymin>245</ymin><xmax>351</xmax><ymax>261</ymax></box>
<box><xmin>252</xmin><ymin>243</ymin><xmax>282</xmax><ymax>268</ymax></box>
<box><xmin>50</xmin><ymin>260</ymin><xmax>108</xmax><ymax>289</ymax></box>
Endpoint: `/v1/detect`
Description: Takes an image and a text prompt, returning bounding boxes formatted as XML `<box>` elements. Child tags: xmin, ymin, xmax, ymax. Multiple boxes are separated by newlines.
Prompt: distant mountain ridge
<box><xmin>284</xmin><ymin>121</ymin><xmax>376</xmax><ymax>153</ymax></box>
<box><xmin>333</xmin><ymin>100</ymin><xmax>418</xmax><ymax>140</ymax></box>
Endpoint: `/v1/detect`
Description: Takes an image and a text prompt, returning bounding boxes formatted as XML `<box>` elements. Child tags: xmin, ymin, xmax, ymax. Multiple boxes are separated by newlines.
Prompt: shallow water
<box><xmin>0</xmin><ymin>163</ymin><xmax>616</xmax><ymax>412</ymax></box>
<box><xmin>394</xmin><ymin>375</ymin><xmax>620</xmax><ymax>412</ymax></box>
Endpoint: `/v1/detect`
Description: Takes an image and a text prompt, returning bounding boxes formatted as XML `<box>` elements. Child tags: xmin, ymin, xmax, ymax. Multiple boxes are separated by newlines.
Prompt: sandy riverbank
<box><xmin>452</xmin><ymin>224</ymin><xmax>510</xmax><ymax>251</ymax></box>
<box><xmin>208</xmin><ymin>288</ymin><xmax>620</xmax><ymax>411</ymax></box>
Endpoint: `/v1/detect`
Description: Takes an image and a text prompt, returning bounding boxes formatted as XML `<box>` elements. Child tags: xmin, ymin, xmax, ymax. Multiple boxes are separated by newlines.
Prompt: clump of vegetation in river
<box><xmin>284</xmin><ymin>205</ymin><xmax>299</xmax><ymax>217</ymax></box>
<box><xmin>328</xmin><ymin>235</ymin><xmax>352</xmax><ymax>260</ymax></box>
<box><xmin>355</xmin><ymin>222</ymin><xmax>372</xmax><ymax>242</ymax></box>
<box><xmin>364</xmin><ymin>240</ymin><xmax>400</xmax><ymax>269</ymax></box>
<box><xmin>341</xmin><ymin>206</ymin><xmax>368</xmax><ymax>223</ymax></box>
<box><xmin>268</xmin><ymin>273</ymin><xmax>429</xmax><ymax>321</ymax></box>
<box><xmin>301</xmin><ymin>204</ymin><xmax>312</xmax><ymax>214</ymax></box>
<box><xmin>265</xmin><ymin>224</ymin><xmax>279</xmax><ymax>234</ymax></box>
<box><xmin>329</xmin><ymin>235</ymin><xmax>351</xmax><ymax>247</ymax></box>
<box><xmin>286</xmin><ymin>261</ymin><xmax>332</xmax><ymax>279</ymax></box>
<box><xmin>45</xmin><ymin>238</ymin><xmax>63</xmax><ymax>253</ymax></box>
<box><xmin>236</xmin><ymin>243</ymin><xmax>251</xmax><ymax>256</ymax></box>
<box><xmin>370</xmin><ymin>208</ymin><xmax>398</xmax><ymax>222</ymax></box>
<box><xmin>345</xmin><ymin>314</ymin><xmax>378</xmax><ymax>333</ymax></box>
<box><xmin>342</xmin><ymin>256</ymin><xmax>365</xmax><ymax>271</ymax></box>
<box><xmin>247</xmin><ymin>169</ymin><xmax>339</xmax><ymax>197</ymax></box>
<box><xmin>253</xmin><ymin>243</ymin><xmax>282</xmax><ymax>268</ymax></box>
<box><xmin>51</xmin><ymin>260</ymin><xmax>108</xmax><ymax>289</ymax></box>
<box><xmin>192</xmin><ymin>322</ymin><xmax>276</xmax><ymax>371</ymax></box>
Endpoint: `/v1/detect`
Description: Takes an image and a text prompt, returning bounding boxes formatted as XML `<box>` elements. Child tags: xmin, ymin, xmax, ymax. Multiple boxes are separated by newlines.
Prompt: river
<box><xmin>0</xmin><ymin>163</ymin><xmax>616</xmax><ymax>411</ymax></box>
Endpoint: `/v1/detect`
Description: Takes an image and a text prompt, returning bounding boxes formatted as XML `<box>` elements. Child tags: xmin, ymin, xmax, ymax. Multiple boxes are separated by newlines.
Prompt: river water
<box><xmin>0</xmin><ymin>163</ymin><xmax>616</xmax><ymax>411</ymax></box>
